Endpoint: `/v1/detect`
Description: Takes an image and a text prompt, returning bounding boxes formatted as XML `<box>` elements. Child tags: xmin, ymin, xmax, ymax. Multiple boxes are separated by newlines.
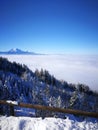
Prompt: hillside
<box><xmin>0</xmin><ymin>57</ymin><xmax>98</xmax><ymax>118</ymax></box>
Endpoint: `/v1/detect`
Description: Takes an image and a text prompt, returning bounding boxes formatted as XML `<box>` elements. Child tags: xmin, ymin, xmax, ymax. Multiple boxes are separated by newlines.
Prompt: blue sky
<box><xmin>0</xmin><ymin>0</ymin><xmax>98</xmax><ymax>54</ymax></box>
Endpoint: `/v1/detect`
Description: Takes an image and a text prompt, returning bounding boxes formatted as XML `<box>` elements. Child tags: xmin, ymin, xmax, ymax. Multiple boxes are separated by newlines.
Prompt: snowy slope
<box><xmin>0</xmin><ymin>57</ymin><xmax>98</xmax><ymax>130</ymax></box>
<box><xmin>0</xmin><ymin>116</ymin><xmax>98</xmax><ymax>130</ymax></box>
<box><xmin>1</xmin><ymin>54</ymin><xmax>98</xmax><ymax>91</ymax></box>
<box><xmin>0</xmin><ymin>57</ymin><xmax>98</xmax><ymax>117</ymax></box>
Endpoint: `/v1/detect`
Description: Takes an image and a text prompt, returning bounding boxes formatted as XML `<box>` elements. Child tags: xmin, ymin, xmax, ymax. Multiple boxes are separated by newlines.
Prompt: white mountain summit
<box><xmin>9</xmin><ymin>48</ymin><xmax>20</xmax><ymax>52</ymax></box>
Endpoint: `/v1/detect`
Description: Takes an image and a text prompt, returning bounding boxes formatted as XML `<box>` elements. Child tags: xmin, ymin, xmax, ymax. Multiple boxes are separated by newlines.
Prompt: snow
<box><xmin>0</xmin><ymin>116</ymin><xmax>98</xmax><ymax>130</ymax></box>
<box><xmin>9</xmin><ymin>48</ymin><xmax>18</xmax><ymax>52</ymax></box>
<box><xmin>1</xmin><ymin>54</ymin><xmax>98</xmax><ymax>91</ymax></box>
<box><xmin>6</xmin><ymin>100</ymin><xmax>18</xmax><ymax>105</ymax></box>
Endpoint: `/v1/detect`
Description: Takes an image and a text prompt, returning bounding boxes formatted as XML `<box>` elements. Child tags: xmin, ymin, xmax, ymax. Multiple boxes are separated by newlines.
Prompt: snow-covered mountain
<box><xmin>0</xmin><ymin>57</ymin><xmax>98</xmax><ymax>118</ymax></box>
<box><xmin>0</xmin><ymin>48</ymin><xmax>37</xmax><ymax>55</ymax></box>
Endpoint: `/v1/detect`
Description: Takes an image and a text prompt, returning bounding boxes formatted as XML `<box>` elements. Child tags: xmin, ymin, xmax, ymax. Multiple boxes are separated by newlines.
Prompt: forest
<box><xmin>0</xmin><ymin>57</ymin><xmax>98</xmax><ymax>118</ymax></box>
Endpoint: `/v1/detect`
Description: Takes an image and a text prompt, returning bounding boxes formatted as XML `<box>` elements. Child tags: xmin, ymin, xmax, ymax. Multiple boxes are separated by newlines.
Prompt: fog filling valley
<box><xmin>1</xmin><ymin>54</ymin><xmax>98</xmax><ymax>91</ymax></box>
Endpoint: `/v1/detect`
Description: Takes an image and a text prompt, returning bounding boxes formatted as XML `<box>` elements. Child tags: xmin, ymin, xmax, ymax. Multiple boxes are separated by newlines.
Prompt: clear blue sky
<box><xmin>0</xmin><ymin>0</ymin><xmax>98</xmax><ymax>54</ymax></box>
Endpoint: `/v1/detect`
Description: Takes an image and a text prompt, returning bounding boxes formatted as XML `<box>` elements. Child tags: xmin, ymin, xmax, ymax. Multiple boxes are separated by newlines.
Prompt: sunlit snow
<box><xmin>6</xmin><ymin>100</ymin><xmax>18</xmax><ymax>105</ymax></box>
<box><xmin>0</xmin><ymin>116</ymin><xmax>98</xmax><ymax>130</ymax></box>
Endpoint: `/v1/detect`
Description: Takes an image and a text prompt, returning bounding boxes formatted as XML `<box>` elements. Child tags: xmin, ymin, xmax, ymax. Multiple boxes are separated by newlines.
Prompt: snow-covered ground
<box><xmin>1</xmin><ymin>54</ymin><xmax>98</xmax><ymax>91</ymax></box>
<box><xmin>0</xmin><ymin>115</ymin><xmax>98</xmax><ymax>130</ymax></box>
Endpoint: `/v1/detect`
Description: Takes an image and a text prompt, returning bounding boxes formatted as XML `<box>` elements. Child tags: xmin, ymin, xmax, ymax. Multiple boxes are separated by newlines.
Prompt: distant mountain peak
<box><xmin>0</xmin><ymin>48</ymin><xmax>39</xmax><ymax>55</ymax></box>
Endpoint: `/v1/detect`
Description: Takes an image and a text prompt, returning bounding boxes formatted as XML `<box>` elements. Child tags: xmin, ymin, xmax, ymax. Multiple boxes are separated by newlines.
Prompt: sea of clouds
<box><xmin>1</xmin><ymin>54</ymin><xmax>98</xmax><ymax>91</ymax></box>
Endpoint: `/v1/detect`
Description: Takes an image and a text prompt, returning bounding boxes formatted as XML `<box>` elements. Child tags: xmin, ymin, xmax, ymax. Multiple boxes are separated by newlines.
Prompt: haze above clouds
<box><xmin>1</xmin><ymin>54</ymin><xmax>98</xmax><ymax>91</ymax></box>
